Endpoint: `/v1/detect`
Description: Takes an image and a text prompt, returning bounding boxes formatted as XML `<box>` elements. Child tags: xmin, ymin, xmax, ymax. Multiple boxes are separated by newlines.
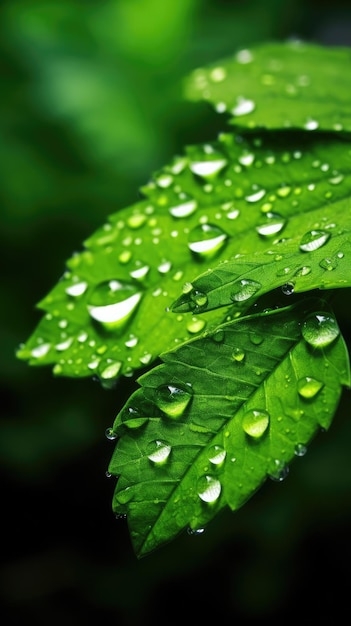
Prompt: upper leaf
<box><xmin>185</xmin><ymin>41</ymin><xmax>351</xmax><ymax>133</ymax></box>
<box><xmin>17</xmin><ymin>130</ymin><xmax>351</xmax><ymax>382</ymax></box>
<box><xmin>108</xmin><ymin>299</ymin><xmax>351</xmax><ymax>557</ymax></box>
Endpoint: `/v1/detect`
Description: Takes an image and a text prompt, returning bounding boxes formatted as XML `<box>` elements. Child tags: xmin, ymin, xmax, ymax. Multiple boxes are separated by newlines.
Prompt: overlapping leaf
<box><xmin>185</xmin><ymin>41</ymin><xmax>351</xmax><ymax>133</ymax></box>
<box><xmin>108</xmin><ymin>300</ymin><xmax>350</xmax><ymax>557</ymax></box>
<box><xmin>171</xmin><ymin>201</ymin><xmax>351</xmax><ymax>314</ymax></box>
<box><xmin>17</xmin><ymin>130</ymin><xmax>351</xmax><ymax>382</ymax></box>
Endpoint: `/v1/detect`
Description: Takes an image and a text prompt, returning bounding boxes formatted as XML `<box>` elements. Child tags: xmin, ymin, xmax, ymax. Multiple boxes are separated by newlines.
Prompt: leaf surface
<box><xmin>171</xmin><ymin>201</ymin><xmax>351</xmax><ymax>314</ymax></box>
<box><xmin>185</xmin><ymin>41</ymin><xmax>351</xmax><ymax>133</ymax></box>
<box><xmin>17</xmin><ymin>131</ymin><xmax>351</xmax><ymax>382</ymax></box>
<box><xmin>108</xmin><ymin>300</ymin><xmax>350</xmax><ymax>557</ymax></box>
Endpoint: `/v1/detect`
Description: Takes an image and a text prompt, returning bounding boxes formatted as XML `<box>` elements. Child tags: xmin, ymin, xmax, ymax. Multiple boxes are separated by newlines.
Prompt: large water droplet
<box><xmin>297</xmin><ymin>376</ymin><xmax>324</xmax><ymax>399</ymax></box>
<box><xmin>302</xmin><ymin>312</ymin><xmax>340</xmax><ymax>348</ymax></box>
<box><xmin>232</xmin><ymin>347</ymin><xmax>245</xmax><ymax>362</ymax></box>
<box><xmin>269</xmin><ymin>459</ymin><xmax>289</xmax><ymax>482</ymax></box>
<box><xmin>169</xmin><ymin>198</ymin><xmax>197</xmax><ymax>218</ymax></box>
<box><xmin>190</xmin><ymin>154</ymin><xmax>227</xmax><ymax>179</ymax></box>
<box><xmin>197</xmin><ymin>475</ymin><xmax>221</xmax><ymax>503</ymax></box>
<box><xmin>299</xmin><ymin>230</ymin><xmax>331</xmax><ymax>252</ymax></box>
<box><xmin>242</xmin><ymin>409</ymin><xmax>270</xmax><ymax>438</ymax></box>
<box><xmin>87</xmin><ymin>280</ymin><xmax>142</xmax><ymax>330</ymax></box>
<box><xmin>230</xmin><ymin>279</ymin><xmax>261</xmax><ymax>302</ymax></box>
<box><xmin>188</xmin><ymin>224</ymin><xmax>228</xmax><ymax>259</ymax></box>
<box><xmin>155</xmin><ymin>383</ymin><xmax>193</xmax><ymax>418</ymax></box>
<box><xmin>100</xmin><ymin>361</ymin><xmax>122</xmax><ymax>380</ymax></box>
<box><xmin>65</xmin><ymin>281</ymin><xmax>88</xmax><ymax>297</ymax></box>
<box><xmin>256</xmin><ymin>213</ymin><xmax>287</xmax><ymax>237</ymax></box>
<box><xmin>147</xmin><ymin>440</ymin><xmax>172</xmax><ymax>464</ymax></box>
<box><xmin>232</xmin><ymin>97</ymin><xmax>255</xmax><ymax>116</ymax></box>
<box><xmin>208</xmin><ymin>444</ymin><xmax>226</xmax><ymax>466</ymax></box>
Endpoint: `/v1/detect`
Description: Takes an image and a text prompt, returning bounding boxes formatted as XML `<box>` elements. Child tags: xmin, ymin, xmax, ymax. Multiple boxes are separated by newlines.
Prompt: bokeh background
<box><xmin>2</xmin><ymin>1</ymin><xmax>351</xmax><ymax>623</ymax></box>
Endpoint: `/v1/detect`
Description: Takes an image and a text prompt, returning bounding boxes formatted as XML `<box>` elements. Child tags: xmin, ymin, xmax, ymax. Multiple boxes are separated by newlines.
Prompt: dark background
<box><xmin>1</xmin><ymin>1</ymin><xmax>351</xmax><ymax>623</ymax></box>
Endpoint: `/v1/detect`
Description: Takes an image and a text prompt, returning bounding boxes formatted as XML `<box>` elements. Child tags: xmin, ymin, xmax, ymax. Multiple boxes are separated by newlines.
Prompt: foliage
<box><xmin>18</xmin><ymin>40</ymin><xmax>351</xmax><ymax>557</ymax></box>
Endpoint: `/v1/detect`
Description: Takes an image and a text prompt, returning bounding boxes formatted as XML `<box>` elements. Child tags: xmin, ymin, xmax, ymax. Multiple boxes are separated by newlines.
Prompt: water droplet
<box><xmin>231</xmin><ymin>97</ymin><xmax>255</xmax><ymax>116</ymax></box>
<box><xmin>87</xmin><ymin>280</ymin><xmax>142</xmax><ymax>330</ymax></box>
<box><xmin>197</xmin><ymin>475</ymin><xmax>221</xmax><ymax>503</ymax></box>
<box><xmin>129</xmin><ymin>265</ymin><xmax>150</xmax><ymax>280</ymax></box>
<box><xmin>187</xmin><ymin>527</ymin><xmax>206</xmax><ymax>536</ymax></box>
<box><xmin>208</xmin><ymin>444</ymin><xmax>226</xmax><ymax>465</ymax></box>
<box><xmin>155</xmin><ymin>383</ymin><xmax>193</xmax><ymax>418</ymax></box>
<box><xmin>188</xmin><ymin>224</ymin><xmax>228</xmax><ymax>259</ymax></box>
<box><xmin>211</xmin><ymin>328</ymin><xmax>225</xmax><ymax>343</ymax></box>
<box><xmin>256</xmin><ymin>213</ymin><xmax>287</xmax><ymax>237</ymax></box>
<box><xmin>230</xmin><ymin>279</ymin><xmax>261</xmax><ymax>302</ymax></box>
<box><xmin>245</xmin><ymin>189</ymin><xmax>266</xmax><ymax>203</ymax></box>
<box><xmin>294</xmin><ymin>265</ymin><xmax>312</xmax><ymax>277</ymax></box>
<box><xmin>299</xmin><ymin>230</ymin><xmax>331</xmax><ymax>252</ymax></box>
<box><xmin>297</xmin><ymin>376</ymin><xmax>324</xmax><ymax>399</ymax></box>
<box><xmin>236</xmin><ymin>49</ymin><xmax>253</xmax><ymax>64</ymax></box>
<box><xmin>210</xmin><ymin>66</ymin><xmax>227</xmax><ymax>82</ymax></box>
<box><xmin>189</xmin><ymin>290</ymin><xmax>208</xmax><ymax>312</ymax></box>
<box><xmin>105</xmin><ymin>427</ymin><xmax>118</xmax><ymax>440</ymax></box>
<box><xmin>31</xmin><ymin>343</ymin><xmax>51</xmax><ymax>358</ymax></box>
<box><xmin>190</xmin><ymin>156</ymin><xmax>227</xmax><ymax>179</ymax></box>
<box><xmin>281</xmin><ymin>282</ymin><xmax>295</xmax><ymax>296</ymax></box>
<box><xmin>294</xmin><ymin>443</ymin><xmax>307</xmax><ymax>457</ymax></box>
<box><xmin>127</xmin><ymin>213</ymin><xmax>147</xmax><ymax>229</ymax></box>
<box><xmin>269</xmin><ymin>459</ymin><xmax>289</xmax><ymax>482</ymax></box>
<box><xmin>242</xmin><ymin>409</ymin><xmax>270</xmax><ymax>438</ymax></box>
<box><xmin>238</xmin><ymin>152</ymin><xmax>255</xmax><ymax>167</ymax></box>
<box><xmin>319</xmin><ymin>257</ymin><xmax>338</xmax><ymax>271</ymax></box>
<box><xmin>65</xmin><ymin>281</ymin><xmax>88</xmax><ymax>297</ymax></box>
<box><xmin>100</xmin><ymin>361</ymin><xmax>122</xmax><ymax>380</ymax></box>
<box><xmin>232</xmin><ymin>347</ymin><xmax>245</xmax><ymax>362</ymax></box>
<box><xmin>304</xmin><ymin>118</ymin><xmax>319</xmax><ymax>130</ymax></box>
<box><xmin>147</xmin><ymin>440</ymin><xmax>172</xmax><ymax>464</ymax></box>
<box><xmin>186</xmin><ymin>317</ymin><xmax>206</xmax><ymax>334</ymax></box>
<box><xmin>121</xmin><ymin>406</ymin><xmax>148</xmax><ymax>429</ymax></box>
<box><xmin>277</xmin><ymin>185</ymin><xmax>292</xmax><ymax>198</ymax></box>
<box><xmin>169</xmin><ymin>198</ymin><xmax>197</xmax><ymax>218</ymax></box>
<box><xmin>302</xmin><ymin>312</ymin><xmax>340</xmax><ymax>348</ymax></box>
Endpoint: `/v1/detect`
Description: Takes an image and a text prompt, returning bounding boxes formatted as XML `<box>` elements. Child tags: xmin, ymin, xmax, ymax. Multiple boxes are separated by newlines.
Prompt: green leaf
<box><xmin>108</xmin><ymin>300</ymin><xmax>350</xmax><ymax>557</ymax></box>
<box><xmin>171</xmin><ymin>200</ymin><xmax>351</xmax><ymax>314</ymax></box>
<box><xmin>185</xmin><ymin>41</ymin><xmax>351</xmax><ymax>133</ymax></box>
<box><xmin>17</xmin><ymin>130</ymin><xmax>351</xmax><ymax>382</ymax></box>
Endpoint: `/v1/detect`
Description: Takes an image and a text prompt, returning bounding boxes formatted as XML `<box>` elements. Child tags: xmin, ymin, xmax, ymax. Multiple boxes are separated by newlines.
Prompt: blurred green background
<box><xmin>2</xmin><ymin>0</ymin><xmax>351</xmax><ymax>623</ymax></box>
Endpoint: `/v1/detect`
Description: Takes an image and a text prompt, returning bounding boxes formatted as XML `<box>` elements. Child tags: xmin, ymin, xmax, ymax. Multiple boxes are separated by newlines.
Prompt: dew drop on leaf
<box><xmin>197</xmin><ymin>475</ymin><xmax>222</xmax><ymax>503</ymax></box>
<box><xmin>155</xmin><ymin>383</ymin><xmax>193</xmax><ymax>418</ymax></box>
<box><xmin>208</xmin><ymin>444</ymin><xmax>226</xmax><ymax>465</ymax></box>
<box><xmin>302</xmin><ymin>312</ymin><xmax>340</xmax><ymax>348</ymax></box>
<box><xmin>105</xmin><ymin>427</ymin><xmax>118</xmax><ymax>440</ymax></box>
<box><xmin>319</xmin><ymin>256</ymin><xmax>338</xmax><ymax>271</ymax></box>
<box><xmin>87</xmin><ymin>280</ymin><xmax>142</xmax><ymax>330</ymax></box>
<box><xmin>147</xmin><ymin>440</ymin><xmax>172</xmax><ymax>464</ymax></box>
<box><xmin>242</xmin><ymin>409</ymin><xmax>270</xmax><ymax>438</ymax></box>
<box><xmin>294</xmin><ymin>443</ymin><xmax>308</xmax><ymax>457</ymax></box>
<box><xmin>231</xmin><ymin>97</ymin><xmax>255</xmax><ymax>116</ymax></box>
<box><xmin>65</xmin><ymin>281</ymin><xmax>88</xmax><ymax>297</ymax></box>
<box><xmin>232</xmin><ymin>347</ymin><xmax>245</xmax><ymax>362</ymax></box>
<box><xmin>297</xmin><ymin>376</ymin><xmax>324</xmax><ymax>399</ymax></box>
<box><xmin>99</xmin><ymin>361</ymin><xmax>122</xmax><ymax>380</ymax></box>
<box><xmin>189</xmin><ymin>154</ymin><xmax>227</xmax><ymax>179</ymax></box>
<box><xmin>169</xmin><ymin>198</ymin><xmax>198</xmax><ymax>218</ymax></box>
<box><xmin>31</xmin><ymin>343</ymin><xmax>51</xmax><ymax>358</ymax></box>
<box><xmin>269</xmin><ymin>459</ymin><xmax>289</xmax><ymax>482</ymax></box>
<box><xmin>294</xmin><ymin>265</ymin><xmax>312</xmax><ymax>277</ymax></box>
<box><xmin>230</xmin><ymin>278</ymin><xmax>261</xmax><ymax>302</ymax></box>
<box><xmin>190</xmin><ymin>289</ymin><xmax>208</xmax><ymax>311</ymax></box>
<box><xmin>299</xmin><ymin>230</ymin><xmax>331</xmax><ymax>252</ymax></box>
<box><xmin>188</xmin><ymin>223</ymin><xmax>228</xmax><ymax>259</ymax></box>
<box><xmin>245</xmin><ymin>188</ymin><xmax>266</xmax><ymax>203</ymax></box>
<box><xmin>281</xmin><ymin>282</ymin><xmax>295</xmax><ymax>296</ymax></box>
<box><xmin>256</xmin><ymin>212</ymin><xmax>287</xmax><ymax>237</ymax></box>
<box><xmin>121</xmin><ymin>406</ymin><xmax>148</xmax><ymax>429</ymax></box>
